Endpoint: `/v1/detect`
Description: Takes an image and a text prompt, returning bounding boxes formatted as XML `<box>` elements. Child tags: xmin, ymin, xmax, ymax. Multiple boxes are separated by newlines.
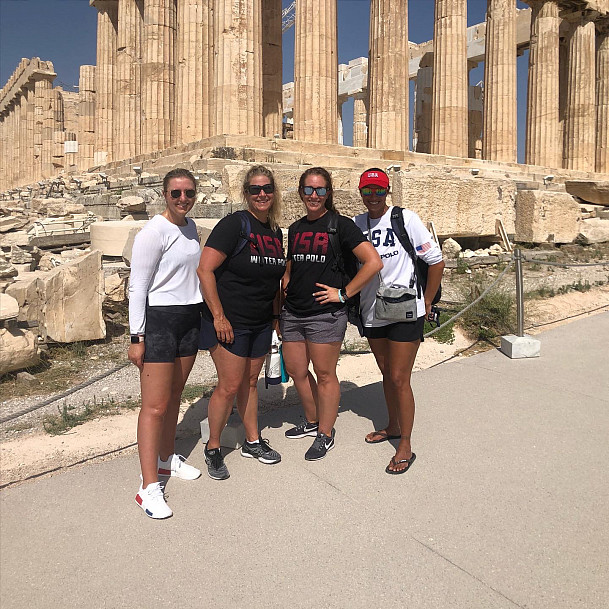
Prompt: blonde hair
<box><xmin>242</xmin><ymin>165</ymin><xmax>282</xmax><ymax>231</ymax></box>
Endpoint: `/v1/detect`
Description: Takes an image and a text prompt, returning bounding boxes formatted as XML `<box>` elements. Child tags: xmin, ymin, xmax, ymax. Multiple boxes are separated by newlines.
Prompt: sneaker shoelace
<box><xmin>207</xmin><ymin>450</ymin><xmax>224</xmax><ymax>470</ymax></box>
<box><xmin>173</xmin><ymin>454</ymin><xmax>187</xmax><ymax>469</ymax></box>
<box><xmin>312</xmin><ymin>434</ymin><xmax>326</xmax><ymax>451</ymax></box>
<box><xmin>148</xmin><ymin>482</ymin><xmax>165</xmax><ymax>500</ymax></box>
<box><xmin>258</xmin><ymin>438</ymin><xmax>273</xmax><ymax>453</ymax></box>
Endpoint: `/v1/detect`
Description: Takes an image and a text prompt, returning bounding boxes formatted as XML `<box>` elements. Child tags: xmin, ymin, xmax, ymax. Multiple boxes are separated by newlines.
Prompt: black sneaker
<box><xmin>304</xmin><ymin>429</ymin><xmax>335</xmax><ymax>461</ymax></box>
<box><xmin>241</xmin><ymin>437</ymin><xmax>281</xmax><ymax>464</ymax></box>
<box><xmin>285</xmin><ymin>420</ymin><xmax>319</xmax><ymax>439</ymax></box>
<box><xmin>204</xmin><ymin>446</ymin><xmax>230</xmax><ymax>480</ymax></box>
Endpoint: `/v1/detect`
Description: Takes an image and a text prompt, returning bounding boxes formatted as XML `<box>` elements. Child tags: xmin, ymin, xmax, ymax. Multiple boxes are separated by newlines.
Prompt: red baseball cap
<box><xmin>358</xmin><ymin>169</ymin><xmax>389</xmax><ymax>189</ymax></box>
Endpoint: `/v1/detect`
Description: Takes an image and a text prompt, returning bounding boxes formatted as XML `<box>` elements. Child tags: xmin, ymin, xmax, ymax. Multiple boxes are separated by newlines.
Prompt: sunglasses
<box><xmin>169</xmin><ymin>189</ymin><xmax>196</xmax><ymax>199</ymax></box>
<box><xmin>360</xmin><ymin>187</ymin><xmax>388</xmax><ymax>197</ymax></box>
<box><xmin>302</xmin><ymin>186</ymin><xmax>329</xmax><ymax>197</ymax></box>
<box><xmin>247</xmin><ymin>184</ymin><xmax>275</xmax><ymax>195</ymax></box>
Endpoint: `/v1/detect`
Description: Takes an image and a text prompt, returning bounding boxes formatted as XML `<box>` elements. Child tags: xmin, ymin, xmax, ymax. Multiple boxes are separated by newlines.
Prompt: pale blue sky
<box><xmin>0</xmin><ymin>0</ymin><xmax>529</xmax><ymax>159</ymax></box>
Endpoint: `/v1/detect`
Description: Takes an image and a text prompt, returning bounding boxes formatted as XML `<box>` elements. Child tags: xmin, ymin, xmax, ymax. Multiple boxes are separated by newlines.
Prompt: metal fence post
<box><xmin>514</xmin><ymin>248</ymin><xmax>524</xmax><ymax>337</ymax></box>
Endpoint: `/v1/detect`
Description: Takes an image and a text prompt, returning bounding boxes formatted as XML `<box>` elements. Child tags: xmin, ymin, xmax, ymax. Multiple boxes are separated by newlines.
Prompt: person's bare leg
<box><xmin>307</xmin><ymin>341</ymin><xmax>342</xmax><ymax>436</ymax></box>
<box><xmin>159</xmin><ymin>354</ymin><xmax>197</xmax><ymax>460</ymax></box>
<box><xmin>365</xmin><ymin>337</ymin><xmax>401</xmax><ymax>442</ymax></box>
<box><xmin>138</xmin><ymin>362</ymin><xmax>174</xmax><ymax>487</ymax></box>
<box><xmin>384</xmin><ymin>339</ymin><xmax>420</xmax><ymax>472</ymax></box>
<box><xmin>235</xmin><ymin>355</ymin><xmax>266</xmax><ymax>442</ymax></box>
<box><xmin>206</xmin><ymin>345</ymin><xmax>248</xmax><ymax>450</ymax></box>
<box><xmin>282</xmin><ymin>340</ymin><xmax>318</xmax><ymax>424</ymax></box>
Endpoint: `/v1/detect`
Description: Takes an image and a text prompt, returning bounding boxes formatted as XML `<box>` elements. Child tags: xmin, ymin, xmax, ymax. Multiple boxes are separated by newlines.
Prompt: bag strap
<box><xmin>326</xmin><ymin>212</ymin><xmax>346</xmax><ymax>279</ymax></box>
<box><xmin>231</xmin><ymin>210</ymin><xmax>266</xmax><ymax>266</ymax></box>
<box><xmin>389</xmin><ymin>206</ymin><xmax>423</xmax><ymax>298</ymax></box>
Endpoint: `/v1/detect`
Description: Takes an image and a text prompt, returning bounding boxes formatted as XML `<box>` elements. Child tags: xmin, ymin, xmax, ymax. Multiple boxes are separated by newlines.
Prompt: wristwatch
<box><xmin>130</xmin><ymin>334</ymin><xmax>145</xmax><ymax>344</ymax></box>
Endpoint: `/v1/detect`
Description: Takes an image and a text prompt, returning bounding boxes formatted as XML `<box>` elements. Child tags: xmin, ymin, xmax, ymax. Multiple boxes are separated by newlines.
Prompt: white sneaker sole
<box><xmin>134</xmin><ymin>494</ymin><xmax>173</xmax><ymax>519</ymax></box>
<box><xmin>305</xmin><ymin>442</ymin><xmax>335</xmax><ymax>461</ymax></box>
<box><xmin>158</xmin><ymin>467</ymin><xmax>201</xmax><ymax>480</ymax></box>
<box><xmin>241</xmin><ymin>451</ymin><xmax>281</xmax><ymax>465</ymax></box>
<box><xmin>285</xmin><ymin>430</ymin><xmax>318</xmax><ymax>439</ymax></box>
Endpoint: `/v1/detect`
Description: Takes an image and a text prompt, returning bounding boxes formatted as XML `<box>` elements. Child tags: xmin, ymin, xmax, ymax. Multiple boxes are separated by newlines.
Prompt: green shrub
<box><xmin>458</xmin><ymin>283</ymin><xmax>515</xmax><ymax>341</ymax></box>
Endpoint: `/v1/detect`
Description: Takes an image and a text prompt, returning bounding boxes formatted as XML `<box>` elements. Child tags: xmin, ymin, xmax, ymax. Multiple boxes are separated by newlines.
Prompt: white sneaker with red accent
<box><xmin>135</xmin><ymin>482</ymin><xmax>173</xmax><ymax>519</ymax></box>
<box><xmin>158</xmin><ymin>453</ymin><xmax>201</xmax><ymax>480</ymax></box>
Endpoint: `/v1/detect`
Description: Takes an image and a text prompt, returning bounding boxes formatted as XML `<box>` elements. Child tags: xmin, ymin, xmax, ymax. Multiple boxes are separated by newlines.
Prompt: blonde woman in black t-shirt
<box><xmin>197</xmin><ymin>165</ymin><xmax>286</xmax><ymax>480</ymax></box>
<box><xmin>281</xmin><ymin>167</ymin><xmax>382</xmax><ymax>461</ymax></box>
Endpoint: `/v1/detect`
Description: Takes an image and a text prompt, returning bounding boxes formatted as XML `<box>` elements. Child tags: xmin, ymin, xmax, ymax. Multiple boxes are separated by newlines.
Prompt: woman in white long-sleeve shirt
<box><xmin>128</xmin><ymin>168</ymin><xmax>203</xmax><ymax>519</ymax></box>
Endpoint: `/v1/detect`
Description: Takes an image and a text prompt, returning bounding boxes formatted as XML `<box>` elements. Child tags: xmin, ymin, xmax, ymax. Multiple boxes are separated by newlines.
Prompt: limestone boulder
<box><xmin>47</xmin><ymin>201</ymin><xmax>87</xmax><ymax>216</ymax></box>
<box><xmin>0</xmin><ymin>231</ymin><xmax>29</xmax><ymax>247</ymax></box>
<box><xmin>91</xmin><ymin>220</ymin><xmax>148</xmax><ymax>257</ymax></box>
<box><xmin>441</xmin><ymin>237</ymin><xmax>462</xmax><ymax>259</ymax></box>
<box><xmin>515</xmin><ymin>191</ymin><xmax>581</xmax><ymax>244</ymax></box>
<box><xmin>0</xmin><ymin>328</ymin><xmax>39</xmax><ymax>375</ymax></box>
<box><xmin>117</xmin><ymin>195</ymin><xmax>146</xmax><ymax>213</ymax></box>
<box><xmin>0</xmin><ymin>293</ymin><xmax>19</xmax><ymax>321</ymax></box>
<box><xmin>574</xmin><ymin>218</ymin><xmax>609</xmax><ymax>245</ymax></box>
<box><xmin>565</xmin><ymin>181</ymin><xmax>609</xmax><ymax>206</ymax></box>
<box><xmin>0</xmin><ymin>260</ymin><xmax>18</xmax><ymax>279</ymax></box>
<box><xmin>0</xmin><ymin>216</ymin><xmax>26</xmax><ymax>233</ymax></box>
<box><xmin>104</xmin><ymin>273</ymin><xmax>127</xmax><ymax>302</ymax></box>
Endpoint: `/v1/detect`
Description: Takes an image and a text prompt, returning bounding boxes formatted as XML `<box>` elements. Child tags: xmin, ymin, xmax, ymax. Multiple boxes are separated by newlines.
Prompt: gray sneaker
<box><xmin>304</xmin><ymin>429</ymin><xmax>335</xmax><ymax>461</ymax></box>
<box><xmin>241</xmin><ymin>437</ymin><xmax>281</xmax><ymax>464</ymax></box>
<box><xmin>204</xmin><ymin>446</ymin><xmax>230</xmax><ymax>480</ymax></box>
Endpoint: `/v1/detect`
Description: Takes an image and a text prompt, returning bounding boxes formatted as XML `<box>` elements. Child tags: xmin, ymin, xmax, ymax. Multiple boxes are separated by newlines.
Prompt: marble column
<box><xmin>0</xmin><ymin>113</ymin><xmax>5</xmax><ymax>188</ymax></box>
<box><xmin>115</xmin><ymin>0</ymin><xmax>143</xmax><ymax>160</ymax></box>
<box><xmin>19</xmin><ymin>91</ymin><xmax>28</xmax><ymax>185</ymax></box>
<box><xmin>262</xmin><ymin>0</ymin><xmax>283</xmax><ymax>137</ymax></box>
<box><xmin>35</xmin><ymin>77</ymin><xmax>54</xmax><ymax>179</ymax></box>
<box><xmin>26</xmin><ymin>86</ymin><xmax>35</xmax><ymax>181</ymax></box>
<box><xmin>368</xmin><ymin>0</ymin><xmax>409</xmax><ymax>151</ymax></box>
<box><xmin>525</xmin><ymin>1</ymin><xmax>560</xmax><ymax>167</ymax></box>
<box><xmin>176</xmin><ymin>0</ymin><xmax>212</xmax><ymax>143</ymax></box>
<box><xmin>468</xmin><ymin>61</ymin><xmax>483</xmax><ymax>159</ymax></box>
<box><xmin>413</xmin><ymin>52</ymin><xmax>433</xmax><ymax>153</ymax></box>
<box><xmin>482</xmin><ymin>0</ymin><xmax>517</xmax><ymax>163</ymax></box>
<box><xmin>352</xmin><ymin>92</ymin><xmax>369</xmax><ymax>148</ymax></box>
<box><xmin>431</xmin><ymin>0</ymin><xmax>468</xmax><ymax>157</ymax></box>
<box><xmin>79</xmin><ymin>66</ymin><xmax>96</xmax><ymax>170</ymax></box>
<box><xmin>142</xmin><ymin>0</ymin><xmax>176</xmax><ymax>153</ymax></box>
<box><xmin>52</xmin><ymin>90</ymin><xmax>65</xmax><ymax>171</ymax></box>
<box><xmin>595</xmin><ymin>24</ymin><xmax>609</xmax><ymax>173</ymax></box>
<box><xmin>294</xmin><ymin>0</ymin><xmax>338</xmax><ymax>143</ymax></box>
<box><xmin>563</xmin><ymin>15</ymin><xmax>596</xmax><ymax>171</ymax></box>
<box><xmin>213</xmin><ymin>0</ymin><xmax>262</xmax><ymax>137</ymax></box>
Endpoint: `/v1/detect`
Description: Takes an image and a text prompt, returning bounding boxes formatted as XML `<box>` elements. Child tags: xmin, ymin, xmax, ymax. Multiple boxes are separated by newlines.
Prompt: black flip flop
<box><xmin>365</xmin><ymin>430</ymin><xmax>401</xmax><ymax>444</ymax></box>
<box><xmin>385</xmin><ymin>452</ymin><xmax>416</xmax><ymax>475</ymax></box>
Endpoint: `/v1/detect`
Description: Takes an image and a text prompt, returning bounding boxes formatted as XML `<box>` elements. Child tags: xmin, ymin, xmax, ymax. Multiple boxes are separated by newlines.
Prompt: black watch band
<box><xmin>130</xmin><ymin>335</ymin><xmax>145</xmax><ymax>344</ymax></box>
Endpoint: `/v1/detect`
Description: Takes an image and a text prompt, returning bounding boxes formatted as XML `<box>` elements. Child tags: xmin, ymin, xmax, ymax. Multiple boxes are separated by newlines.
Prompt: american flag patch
<box><xmin>416</xmin><ymin>242</ymin><xmax>431</xmax><ymax>253</ymax></box>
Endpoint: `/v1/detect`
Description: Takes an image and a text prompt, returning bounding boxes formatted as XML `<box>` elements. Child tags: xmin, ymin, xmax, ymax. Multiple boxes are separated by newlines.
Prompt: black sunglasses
<box><xmin>247</xmin><ymin>184</ymin><xmax>275</xmax><ymax>195</ymax></box>
<box><xmin>169</xmin><ymin>189</ymin><xmax>196</xmax><ymax>199</ymax></box>
<box><xmin>302</xmin><ymin>186</ymin><xmax>329</xmax><ymax>197</ymax></box>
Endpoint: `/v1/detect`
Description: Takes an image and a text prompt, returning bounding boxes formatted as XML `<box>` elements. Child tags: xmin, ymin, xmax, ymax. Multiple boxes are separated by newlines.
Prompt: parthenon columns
<box><xmin>293</xmin><ymin>0</ymin><xmax>338</xmax><ymax>143</ymax></box>
<box><xmin>368</xmin><ymin>0</ymin><xmax>409</xmax><ymax>151</ymax></box>
<box><xmin>176</xmin><ymin>0</ymin><xmax>212</xmax><ymax>143</ymax></box>
<box><xmin>431</xmin><ymin>0</ymin><xmax>468</xmax><ymax>157</ymax></box>
<box><xmin>564</xmin><ymin>14</ymin><xmax>596</xmax><ymax>171</ymax></box>
<box><xmin>595</xmin><ymin>23</ymin><xmax>609</xmax><ymax>173</ymax></box>
<box><xmin>483</xmin><ymin>0</ymin><xmax>517</xmax><ymax>163</ymax></box>
<box><xmin>115</xmin><ymin>0</ymin><xmax>143</xmax><ymax>160</ymax></box>
<box><xmin>262</xmin><ymin>0</ymin><xmax>283</xmax><ymax>138</ymax></box>
<box><xmin>352</xmin><ymin>93</ymin><xmax>369</xmax><ymax>148</ymax></box>
<box><xmin>213</xmin><ymin>0</ymin><xmax>262</xmax><ymax>137</ymax></box>
<box><xmin>525</xmin><ymin>1</ymin><xmax>560</xmax><ymax>167</ymax></box>
<box><xmin>92</xmin><ymin>0</ymin><xmax>118</xmax><ymax>165</ymax></box>
<box><xmin>78</xmin><ymin>66</ymin><xmax>96</xmax><ymax>171</ymax></box>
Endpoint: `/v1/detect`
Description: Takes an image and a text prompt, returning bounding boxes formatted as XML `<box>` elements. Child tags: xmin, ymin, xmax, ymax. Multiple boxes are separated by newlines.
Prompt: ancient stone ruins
<box><xmin>1</xmin><ymin>1</ymin><xmax>609</xmax><ymax>374</ymax></box>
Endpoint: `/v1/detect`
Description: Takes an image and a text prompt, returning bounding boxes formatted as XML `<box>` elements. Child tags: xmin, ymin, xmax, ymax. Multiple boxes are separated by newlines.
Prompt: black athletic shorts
<box><xmin>143</xmin><ymin>303</ymin><xmax>202</xmax><ymax>363</ymax></box>
<box><xmin>199</xmin><ymin>316</ymin><xmax>272</xmax><ymax>359</ymax></box>
<box><xmin>362</xmin><ymin>317</ymin><xmax>425</xmax><ymax>343</ymax></box>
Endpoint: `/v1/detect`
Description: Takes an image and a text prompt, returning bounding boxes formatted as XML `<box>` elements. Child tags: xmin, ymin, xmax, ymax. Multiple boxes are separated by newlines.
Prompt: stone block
<box><xmin>47</xmin><ymin>202</ymin><xmax>87</xmax><ymax>216</ymax></box>
<box><xmin>565</xmin><ymin>180</ymin><xmax>609</xmax><ymax>206</ymax></box>
<box><xmin>515</xmin><ymin>191</ymin><xmax>581</xmax><ymax>244</ymax></box>
<box><xmin>0</xmin><ymin>293</ymin><xmax>19</xmax><ymax>321</ymax></box>
<box><xmin>117</xmin><ymin>195</ymin><xmax>146</xmax><ymax>213</ymax></box>
<box><xmin>0</xmin><ymin>260</ymin><xmax>18</xmax><ymax>279</ymax></box>
<box><xmin>5</xmin><ymin>275</ymin><xmax>41</xmax><ymax>325</ymax></box>
<box><xmin>0</xmin><ymin>328</ymin><xmax>39</xmax><ymax>375</ymax></box>
<box><xmin>500</xmin><ymin>334</ymin><xmax>541</xmax><ymax>359</ymax></box>
<box><xmin>0</xmin><ymin>231</ymin><xmax>29</xmax><ymax>247</ymax></box>
<box><xmin>91</xmin><ymin>220</ymin><xmax>148</xmax><ymax>257</ymax></box>
<box><xmin>442</xmin><ymin>237</ymin><xmax>462</xmax><ymax>259</ymax></box>
<box><xmin>104</xmin><ymin>273</ymin><xmax>126</xmax><ymax>302</ymax></box>
<box><xmin>0</xmin><ymin>216</ymin><xmax>24</xmax><ymax>233</ymax></box>
<box><xmin>574</xmin><ymin>218</ymin><xmax>609</xmax><ymax>245</ymax></box>
<box><xmin>200</xmin><ymin>411</ymin><xmax>245</xmax><ymax>449</ymax></box>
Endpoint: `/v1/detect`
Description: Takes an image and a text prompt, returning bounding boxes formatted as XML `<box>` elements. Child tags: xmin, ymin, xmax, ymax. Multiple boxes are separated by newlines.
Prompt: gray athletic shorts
<box><xmin>280</xmin><ymin>308</ymin><xmax>348</xmax><ymax>344</ymax></box>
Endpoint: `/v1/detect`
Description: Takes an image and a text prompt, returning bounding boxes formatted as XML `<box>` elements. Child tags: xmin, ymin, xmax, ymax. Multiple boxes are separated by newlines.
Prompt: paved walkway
<box><xmin>2</xmin><ymin>313</ymin><xmax>608</xmax><ymax>609</ymax></box>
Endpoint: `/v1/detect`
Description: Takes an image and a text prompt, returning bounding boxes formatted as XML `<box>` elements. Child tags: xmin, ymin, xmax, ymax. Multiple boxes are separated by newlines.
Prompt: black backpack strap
<box><xmin>390</xmin><ymin>206</ymin><xmax>424</xmax><ymax>298</ymax></box>
<box><xmin>326</xmin><ymin>212</ymin><xmax>346</xmax><ymax>278</ymax></box>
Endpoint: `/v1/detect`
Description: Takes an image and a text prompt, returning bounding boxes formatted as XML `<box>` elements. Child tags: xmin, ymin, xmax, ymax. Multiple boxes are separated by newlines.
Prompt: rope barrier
<box><xmin>523</xmin><ymin>257</ymin><xmax>609</xmax><ymax>268</ymax></box>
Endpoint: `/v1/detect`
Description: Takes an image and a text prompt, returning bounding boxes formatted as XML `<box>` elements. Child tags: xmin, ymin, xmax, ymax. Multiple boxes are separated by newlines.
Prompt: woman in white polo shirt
<box><xmin>128</xmin><ymin>168</ymin><xmax>203</xmax><ymax>519</ymax></box>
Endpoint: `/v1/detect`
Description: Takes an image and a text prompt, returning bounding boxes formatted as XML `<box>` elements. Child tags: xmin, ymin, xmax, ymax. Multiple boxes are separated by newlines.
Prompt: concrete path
<box><xmin>2</xmin><ymin>313</ymin><xmax>608</xmax><ymax>609</ymax></box>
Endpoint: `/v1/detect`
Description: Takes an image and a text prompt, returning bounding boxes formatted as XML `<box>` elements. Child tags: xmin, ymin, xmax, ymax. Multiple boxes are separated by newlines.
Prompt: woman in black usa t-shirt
<box><xmin>197</xmin><ymin>166</ymin><xmax>286</xmax><ymax>480</ymax></box>
<box><xmin>280</xmin><ymin>167</ymin><xmax>382</xmax><ymax>462</ymax></box>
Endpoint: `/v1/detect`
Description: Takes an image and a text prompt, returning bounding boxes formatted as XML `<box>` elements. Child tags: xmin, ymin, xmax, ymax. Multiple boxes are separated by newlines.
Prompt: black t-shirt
<box><xmin>285</xmin><ymin>212</ymin><xmax>366</xmax><ymax>317</ymax></box>
<box><xmin>202</xmin><ymin>212</ymin><xmax>286</xmax><ymax>328</ymax></box>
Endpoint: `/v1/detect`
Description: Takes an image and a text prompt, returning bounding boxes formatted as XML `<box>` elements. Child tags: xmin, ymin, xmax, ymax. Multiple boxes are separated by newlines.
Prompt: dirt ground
<box><xmin>2</xmin><ymin>283</ymin><xmax>607</xmax><ymax>489</ymax></box>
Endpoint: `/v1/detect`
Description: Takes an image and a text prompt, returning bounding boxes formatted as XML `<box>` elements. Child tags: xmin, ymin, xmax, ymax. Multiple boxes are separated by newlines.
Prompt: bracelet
<box><xmin>337</xmin><ymin>289</ymin><xmax>345</xmax><ymax>304</ymax></box>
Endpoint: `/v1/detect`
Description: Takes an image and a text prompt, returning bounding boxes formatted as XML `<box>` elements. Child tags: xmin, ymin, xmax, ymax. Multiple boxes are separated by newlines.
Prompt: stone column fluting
<box><xmin>213</xmin><ymin>0</ymin><xmax>262</xmax><ymax>137</ymax></box>
<box><xmin>176</xmin><ymin>0</ymin><xmax>211</xmax><ymax>143</ymax></box>
<box><xmin>262</xmin><ymin>0</ymin><xmax>283</xmax><ymax>138</ymax></box>
<box><xmin>525</xmin><ymin>1</ymin><xmax>560</xmax><ymax>167</ymax></box>
<box><xmin>115</xmin><ymin>0</ymin><xmax>143</xmax><ymax>160</ymax></box>
<box><xmin>19</xmin><ymin>91</ymin><xmax>28</xmax><ymax>186</ymax></box>
<box><xmin>92</xmin><ymin>0</ymin><xmax>118</xmax><ymax>165</ymax></box>
<box><xmin>36</xmin><ymin>77</ymin><xmax>54</xmax><ymax>179</ymax></box>
<box><xmin>413</xmin><ymin>52</ymin><xmax>433</xmax><ymax>153</ymax></box>
<box><xmin>142</xmin><ymin>0</ymin><xmax>176</xmax><ymax>153</ymax></box>
<box><xmin>79</xmin><ymin>65</ymin><xmax>96</xmax><ymax>170</ymax></box>
<box><xmin>368</xmin><ymin>0</ymin><xmax>409</xmax><ymax>151</ymax></box>
<box><xmin>563</xmin><ymin>15</ymin><xmax>596</xmax><ymax>171</ymax></box>
<box><xmin>293</xmin><ymin>0</ymin><xmax>338</xmax><ymax>143</ymax></box>
<box><xmin>482</xmin><ymin>0</ymin><xmax>517</xmax><ymax>162</ymax></box>
<box><xmin>52</xmin><ymin>90</ymin><xmax>65</xmax><ymax>171</ymax></box>
<box><xmin>595</xmin><ymin>23</ymin><xmax>609</xmax><ymax>173</ymax></box>
<box><xmin>352</xmin><ymin>92</ymin><xmax>369</xmax><ymax>147</ymax></box>
<box><xmin>431</xmin><ymin>0</ymin><xmax>468</xmax><ymax>157</ymax></box>
<box><xmin>0</xmin><ymin>113</ymin><xmax>6</xmax><ymax>188</ymax></box>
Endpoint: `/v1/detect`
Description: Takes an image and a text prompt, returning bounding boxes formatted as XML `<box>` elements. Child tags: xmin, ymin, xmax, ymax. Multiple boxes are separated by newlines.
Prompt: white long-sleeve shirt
<box><xmin>353</xmin><ymin>206</ymin><xmax>443</xmax><ymax>327</ymax></box>
<box><xmin>128</xmin><ymin>214</ymin><xmax>203</xmax><ymax>334</ymax></box>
